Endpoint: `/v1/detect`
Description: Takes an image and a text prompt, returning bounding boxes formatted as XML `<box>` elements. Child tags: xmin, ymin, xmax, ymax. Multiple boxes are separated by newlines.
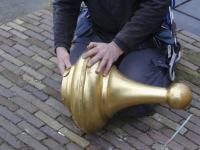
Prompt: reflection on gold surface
<box><xmin>61</xmin><ymin>53</ymin><xmax>192</xmax><ymax>134</ymax></box>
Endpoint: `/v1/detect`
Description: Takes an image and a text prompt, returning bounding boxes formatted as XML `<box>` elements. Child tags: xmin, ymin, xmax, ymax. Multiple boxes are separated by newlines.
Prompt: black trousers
<box><xmin>70</xmin><ymin>32</ymin><xmax>171</xmax><ymax>117</ymax></box>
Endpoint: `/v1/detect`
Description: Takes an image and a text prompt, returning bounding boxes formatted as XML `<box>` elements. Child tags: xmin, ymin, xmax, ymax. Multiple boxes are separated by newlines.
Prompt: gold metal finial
<box><xmin>61</xmin><ymin>52</ymin><xmax>192</xmax><ymax>134</ymax></box>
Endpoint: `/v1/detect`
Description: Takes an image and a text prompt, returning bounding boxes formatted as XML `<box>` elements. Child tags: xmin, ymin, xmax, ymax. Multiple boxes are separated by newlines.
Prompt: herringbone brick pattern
<box><xmin>0</xmin><ymin>6</ymin><xmax>200</xmax><ymax>150</ymax></box>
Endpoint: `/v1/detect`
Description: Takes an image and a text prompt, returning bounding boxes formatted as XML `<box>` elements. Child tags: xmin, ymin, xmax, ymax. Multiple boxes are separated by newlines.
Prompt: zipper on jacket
<box><xmin>111</xmin><ymin>0</ymin><xmax>119</xmax><ymax>31</ymax></box>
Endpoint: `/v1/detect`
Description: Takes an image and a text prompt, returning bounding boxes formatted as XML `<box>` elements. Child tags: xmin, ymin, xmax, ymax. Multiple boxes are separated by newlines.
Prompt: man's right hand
<box><xmin>56</xmin><ymin>47</ymin><xmax>71</xmax><ymax>75</ymax></box>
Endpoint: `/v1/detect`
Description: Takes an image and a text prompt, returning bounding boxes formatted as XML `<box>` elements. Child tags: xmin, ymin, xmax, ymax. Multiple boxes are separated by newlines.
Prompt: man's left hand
<box><xmin>82</xmin><ymin>41</ymin><xmax>124</xmax><ymax>76</ymax></box>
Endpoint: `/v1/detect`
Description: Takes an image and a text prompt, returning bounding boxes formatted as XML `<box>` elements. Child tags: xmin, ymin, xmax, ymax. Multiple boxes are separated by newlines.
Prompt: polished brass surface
<box><xmin>61</xmin><ymin>53</ymin><xmax>192</xmax><ymax>134</ymax></box>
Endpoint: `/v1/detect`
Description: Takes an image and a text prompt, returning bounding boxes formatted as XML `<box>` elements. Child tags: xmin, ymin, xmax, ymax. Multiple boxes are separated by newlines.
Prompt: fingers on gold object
<box><xmin>61</xmin><ymin>53</ymin><xmax>192</xmax><ymax>134</ymax></box>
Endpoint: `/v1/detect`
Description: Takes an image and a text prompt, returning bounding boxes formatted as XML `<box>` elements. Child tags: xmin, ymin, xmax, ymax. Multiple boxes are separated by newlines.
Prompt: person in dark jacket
<box><xmin>53</xmin><ymin>0</ymin><xmax>171</xmax><ymax>116</ymax></box>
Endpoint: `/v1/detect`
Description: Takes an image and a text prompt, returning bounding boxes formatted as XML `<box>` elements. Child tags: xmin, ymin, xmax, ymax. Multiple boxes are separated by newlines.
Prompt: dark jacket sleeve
<box><xmin>113</xmin><ymin>0</ymin><xmax>170</xmax><ymax>53</ymax></box>
<box><xmin>53</xmin><ymin>0</ymin><xmax>82</xmax><ymax>52</ymax></box>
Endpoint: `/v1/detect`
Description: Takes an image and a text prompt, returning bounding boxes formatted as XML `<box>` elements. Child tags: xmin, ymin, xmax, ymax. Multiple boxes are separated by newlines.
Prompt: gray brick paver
<box><xmin>124</xmin><ymin>136</ymin><xmax>151</xmax><ymax>150</ymax></box>
<box><xmin>33</xmin><ymin>11</ymin><xmax>44</xmax><ymax>16</ymax></box>
<box><xmin>43</xmin><ymin>77</ymin><xmax>61</xmax><ymax>92</ymax></box>
<box><xmin>31</xmin><ymin>99</ymin><xmax>60</xmax><ymax>118</ymax></box>
<box><xmin>23</xmin><ymin>85</ymin><xmax>48</xmax><ymax>101</ymax></box>
<box><xmin>0</xmin><ymin>127</ymin><xmax>22</xmax><ymax>149</ymax></box>
<box><xmin>41</xmin><ymin>31</ymin><xmax>54</xmax><ymax>40</ymax></box>
<box><xmin>12</xmin><ymin>37</ymin><xmax>31</xmax><ymax>47</ymax></box>
<box><xmin>59</xmin><ymin>127</ymin><xmax>90</xmax><ymax>148</ymax></box>
<box><xmin>13</xmin><ymin>19</ymin><xmax>24</xmax><ymax>24</ymax></box>
<box><xmin>171</xmin><ymin>108</ymin><xmax>200</xmax><ymax>127</ymax></box>
<box><xmin>20</xmin><ymin>16</ymin><xmax>41</xmax><ymax>26</ymax></box>
<box><xmin>17</xmin><ymin>133</ymin><xmax>48</xmax><ymax>150</ymax></box>
<box><xmin>0</xmin><ymin>75</ymin><xmax>13</xmax><ymax>88</ymax></box>
<box><xmin>148</xmin><ymin>130</ymin><xmax>185</xmax><ymax>150</ymax></box>
<box><xmin>179</xmin><ymin>39</ymin><xmax>200</xmax><ymax>52</ymax></box>
<box><xmin>0</xmin><ymin>29</ymin><xmax>12</xmax><ymax>38</ymax></box>
<box><xmin>180</xmin><ymin>120</ymin><xmax>200</xmax><ymax>135</ymax></box>
<box><xmin>185</xmin><ymin>131</ymin><xmax>200</xmax><ymax>145</ymax></box>
<box><xmin>7</xmin><ymin>22</ymin><xmax>27</xmax><ymax>32</ymax></box>
<box><xmin>181</xmin><ymin>30</ymin><xmax>200</xmax><ymax>42</ymax></box>
<box><xmin>84</xmin><ymin>134</ymin><xmax>117</xmax><ymax>150</ymax></box>
<box><xmin>41</xmin><ymin>14</ymin><xmax>53</xmax><ymax>21</ymax></box>
<box><xmin>0</xmin><ymin>95</ymin><xmax>19</xmax><ymax>111</ymax></box>
<box><xmin>48</xmin><ymin>47</ymin><xmax>56</xmax><ymax>55</ymax></box>
<box><xmin>39</xmin><ymin>9</ymin><xmax>53</xmax><ymax>16</ymax></box>
<box><xmin>177</xmin><ymin>33</ymin><xmax>195</xmax><ymax>43</ymax></box>
<box><xmin>2</xmin><ymin>53</ymin><xmax>24</xmax><ymax>66</ymax></box>
<box><xmin>42</xmin><ymin>138</ymin><xmax>65</xmax><ymax>150</ymax></box>
<box><xmin>13</xmin><ymin>44</ymin><xmax>35</xmax><ymax>57</ymax></box>
<box><xmin>0</xmin><ymin>35</ymin><xmax>15</xmax><ymax>46</ymax></box>
<box><xmin>179</xmin><ymin>59</ymin><xmax>199</xmax><ymax>70</ymax></box>
<box><xmin>31</xmin><ymin>55</ymin><xmax>56</xmax><ymax>69</ymax></box>
<box><xmin>153</xmin><ymin>105</ymin><xmax>183</xmax><ymax>122</ymax></box>
<box><xmin>28</xmin><ymin>45</ymin><xmax>52</xmax><ymax>59</ymax></box>
<box><xmin>27</xmin><ymin>37</ymin><xmax>50</xmax><ymax>49</ymax></box>
<box><xmin>38</xmin><ymin>66</ymin><xmax>53</xmax><ymax>76</ymax></box>
<box><xmin>11</xmin><ymin>96</ymin><xmax>38</xmax><ymax>114</ymax></box>
<box><xmin>22</xmin><ymin>74</ymin><xmax>46</xmax><ymax>90</ymax></box>
<box><xmin>66</xmin><ymin>142</ymin><xmax>83</xmax><ymax>150</ymax></box>
<box><xmin>1</xmin><ymin>60</ymin><xmax>25</xmax><ymax>76</ymax></box>
<box><xmin>0</xmin><ymin>115</ymin><xmax>22</xmax><ymax>135</ymax></box>
<box><xmin>153</xmin><ymin>113</ymin><xmax>187</xmax><ymax>135</ymax></box>
<box><xmin>39</xmin><ymin>24</ymin><xmax>53</xmax><ymax>33</ymax></box>
<box><xmin>35</xmin><ymin>111</ymin><xmax>63</xmax><ymax>131</ymax></box>
<box><xmin>45</xmin><ymin>39</ymin><xmax>54</xmax><ymax>46</ymax></box>
<box><xmin>102</xmin><ymin>132</ymin><xmax>135</xmax><ymax>150</ymax></box>
<box><xmin>18</xmin><ymin>121</ymin><xmax>47</xmax><ymax>140</ymax></box>
<box><xmin>40</xmin><ymin>19</ymin><xmax>53</xmax><ymax>27</ymax></box>
<box><xmin>122</xmin><ymin>124</ymin><xmax>154</xmax><ymax>146</ymax></box>
<box><xmin>27</xmin><ymin>14</ymin><xmax>42</xmax><ymax>21</ymax></box>
<box><xmin>53</xmin><ymin>67</ymin><xmax>60</xmax><ymax>74</ymax></box>
<box><xmin>2</xmin><ymin>70</ymin><xmax>27</xmax><ymax>87</ymax></box>
<box><xmin>43</xmin><ymin>87</ymin><xmax>61</xmax><ymax>101</ymax></box>
<box><xmin>151</xmin><ymin>144</ymin><xmax>168</xmax><ymax>150</ymax></box>
<box><xmin>20</xmin><ymin>65</ymin><xmax>45</xmax><ymax>80</ymax></box>
<box><xmin>0</xmin><ymin>44</ymin><xmax>21</xmax><ymax>57</ymax></box>
<box><xmin>193</xmin><ymin>42</ymin><xmax>200</xmax><ymax>48</ymax></box>
<box><xmin>0</xmin><ymin>25</ymin><xmax>12</xmax><ymax>31</ymax></box>
<box><xmin>45</xmin><ymin>97</ymin><xmax>71</xmax><ymax>117</ymax></box>
<box><xmin>135</xmin><ymin>116</ymin><xmax>164</xmax><ymax>130</ymax></box>
<box><xmin>104</xmin><ymin>123</ymin><xmax>127</xmax><ymax>139</ymax></box>
<box><xmin>18</xmin><ymin>55</ymin><xmax>42</xmax><ymax>69</ymax></box>
<box><xmin>16</xmin><ymin>109</ymin><xmax>44</xmax><ymax>128</ymax></box>
<box><xmin>50</xmin><ymin>73</ymin><xmax>62</xmax><ymax>83</ymax></box>
<box><xmin>119</xmin><ymin>116</ymin><xmax>150</xmax><ymax>133</ymax></box>
<box><xmin>57</xmin><ymin>115</ymin><xmax>84</xmax><ymax>136</ymax></box>
<box><xmin>22</xmin><ymin>23</ymin><xmax>44</xmax><ymax>33</ymax></box>
<box><xmin>9</xmin><ymin>29</ymin><xmax>29</xmax><ymax>39</ymax></box>
<box><xmin>40</xmin><ymin>126</ymin><xmax>69</xmax><ymax>144</ymax></box>
<box><xmin>163</xmin><ymin>128</ymin><xmax>198</xmax><ymax>149</ymax></box>
<box><xmin>0</xmin><ymin>57</ymin><xmax>3</xmax><ymax>62</ymax></box>
<box><xmin>0</xmin><ymin>85</ymin><xmax>15</xmax><ymax>98</ymax></box>
<box><xmin>24</xmin><ymin>30</ymin><xmax>46</xmax><ymax>41</ymax></box>
<box><xmin>10</xmin><ymin>86</ymin><xmax>37</xmax><ymax>102</ymax></box>
<box><xmin>0</xmin><ymin>144</ymin><xmax>13</xmax><ymax>150</ymax></box>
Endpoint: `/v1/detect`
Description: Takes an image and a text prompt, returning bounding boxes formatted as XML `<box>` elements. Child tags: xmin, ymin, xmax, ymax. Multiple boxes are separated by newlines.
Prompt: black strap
<box><xmin>136</xmin><ymin>37</ymin><xmax>168</xmax><ymax>50</ymax></box>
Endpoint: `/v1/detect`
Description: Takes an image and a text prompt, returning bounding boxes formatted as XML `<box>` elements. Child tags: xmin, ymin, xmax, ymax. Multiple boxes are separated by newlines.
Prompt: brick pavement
<box><xmin>0</xmin><ymin>6</ymin><xmax>200</xmax><ymax>150</ymax></box>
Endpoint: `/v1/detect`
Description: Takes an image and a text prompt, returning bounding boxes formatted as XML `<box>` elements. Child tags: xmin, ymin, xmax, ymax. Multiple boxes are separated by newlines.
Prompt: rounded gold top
<box><xmin>167</xmin><ymin>83</ymin><xmax>192</xmax><ymax>109</ymax></box>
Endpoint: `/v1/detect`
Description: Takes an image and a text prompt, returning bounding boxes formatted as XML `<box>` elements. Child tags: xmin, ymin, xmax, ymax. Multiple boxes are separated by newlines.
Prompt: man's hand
<box><xmin>56</xmin><ymin>47</ymin><xmax>71</xmax><ymax>75</ymax></box>
<box><xmin>82</xmin><ymin>41</ymin><xmax>123</xmax><ymax>76</ymax></box>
